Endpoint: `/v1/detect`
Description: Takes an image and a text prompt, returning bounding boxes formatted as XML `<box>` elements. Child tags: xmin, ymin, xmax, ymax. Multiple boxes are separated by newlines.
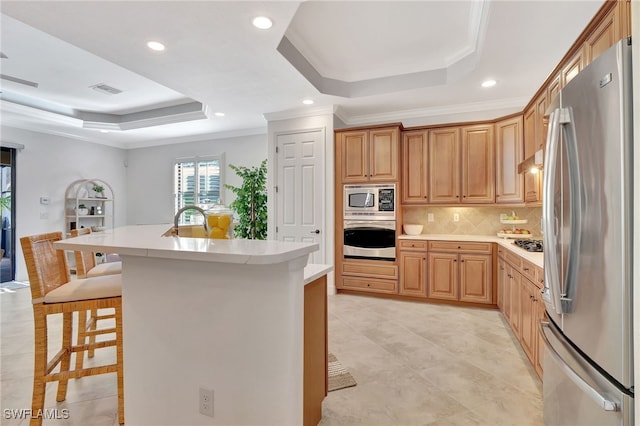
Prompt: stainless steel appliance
<box><xmin>343</xmin><ymin>219</ymin><xmax>396</xmax><ymax>260</ymax></box>
<box><xmin>541</xmin><ymin>39</ymin><xmax>634</xmax><ymax>425</ymax></box>
<box><xmin>344</xmin><ymin>184</ymin><xmax>395</xmax><ymax>220</ymax></box>
<box><xmin>513</xmin><ymin>239</ymin><xmax>543</xmax><ymax>253</ymax></box>
<box><xmin>343</xmin><ymin>184</ymin><xmax>396</xmax><ymax>260</ymax></box>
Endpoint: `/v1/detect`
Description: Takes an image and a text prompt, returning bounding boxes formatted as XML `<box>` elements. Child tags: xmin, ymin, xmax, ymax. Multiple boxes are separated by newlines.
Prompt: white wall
<box><xmin>2</xmin><ymin>127</ymin><xmax>128</xmax><ymax>281</ymax></box>
<box><xmin>125</xmin><ymin>134</ymin><xmax>267</xmax><ymax>226</ymax></box>
<box><xmin>267</xmin><ymin>110</ymin><xmax>335</xmax><ymax>291</ymax></box>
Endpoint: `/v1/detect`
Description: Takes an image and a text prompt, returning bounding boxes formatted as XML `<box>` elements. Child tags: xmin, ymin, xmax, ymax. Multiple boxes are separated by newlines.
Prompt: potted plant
<box><xmin>224</xmin><ymin>159</ymin><xmax>267</xmax><ymax>240</ymax></box>
<box><xmin>92</xmin><ymin>184</ymin><xmax>105</xmax><ymax>198</ymax></box>
<box><xmin>0</xmin><ymin>195</ymin><xmax>11</xmax><ymax>212</ymax></box>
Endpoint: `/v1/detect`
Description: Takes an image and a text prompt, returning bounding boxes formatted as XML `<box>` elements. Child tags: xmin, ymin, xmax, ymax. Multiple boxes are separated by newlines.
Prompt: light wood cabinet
<box><xmin>338</xmin><ymin>127</ymin><xmax>399</xmax><ymax>183</ymax></box>
<box><xmin>561</xmin><ymin>47</ymin><xmax>585</xmax><ymax>88</ymax></box>
<box><xmin>495</xmin><ymin>116</ymin><xmax>524</xmax><ymax>204</ymax></box>
<box><xmin>428</xmin><ymin>127</ymin><xmax>460</xmax><ymax>203</ymax></box>
<box><xmin>507</xmin><ymin>263</ymin><xmax>522</xmax><ymax>336</ymax></box>
<box><xmin>399</xmin><ymin>251</ymin><xmax>427</xmax><ymax>297</ymax></box>
<box><xmin>520</xmin><ymin>276</ymin><xmax>537</xmax><ymax>364</ymax></box>
<box><xmin>427</xmin><ymin>241</ymin><xmax>493</xmax><ymax>305</ymax></box>
<box><xmin>584</xmin><ymin>4</ymin><xmax>621</xmax><ymax>65</ymax></box>
<box><xmin>523</xmin><ymin>103</ymin><xmax>542</xmax><ymax>204</ymax></box>
<box><xmin>401</xmin><ymin>130</ymin><xmax>429</xmax><ymax>203</ymax></box>
<box><xmin>459</xmin><ymin>254</ymin><xmax>493</xmax><ymax>304</ymax></box>
<box><xmin>498</xmin><ymin>246</ymin><xmax>545</xmax><ymax>380</ymax></box>
<box><xmin>342</xmin><ymin>276</ymin><xmax>398</xmax><ymax>294</ymax></box>
<box><xmin>428</xmin><ymin>125</ymin><xmax>494</xmax><ymax>204</ymax></box>
<box><xmin>427</xmin><ymin>252</ymin><xmax>458</xmax><ymax>301</ymax></box>
<box><xmin>461</xmin><ymin>124</ymin><xmax>495</xmax><ymax>203</ymax></box>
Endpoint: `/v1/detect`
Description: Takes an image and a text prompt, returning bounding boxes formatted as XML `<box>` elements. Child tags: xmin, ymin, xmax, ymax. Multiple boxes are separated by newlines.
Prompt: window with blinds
<box><xmin>174</xmin><ymin>156</ymin><xmax>223</xmax><ymax>225</ymax></box>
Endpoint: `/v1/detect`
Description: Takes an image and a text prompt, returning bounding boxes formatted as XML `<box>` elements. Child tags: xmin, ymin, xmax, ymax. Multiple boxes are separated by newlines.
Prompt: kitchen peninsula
<box><xmin>55</xmin><ymin>225</ymin><xmax>326</xmax><ymax>426</ymax></box>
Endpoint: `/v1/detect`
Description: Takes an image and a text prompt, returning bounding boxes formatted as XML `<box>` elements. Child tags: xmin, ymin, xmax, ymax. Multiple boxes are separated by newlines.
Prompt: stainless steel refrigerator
<box><xmin>541</xmin><ymin>38</ymin><xmax>634</xmax><ymax>425</ymax></box>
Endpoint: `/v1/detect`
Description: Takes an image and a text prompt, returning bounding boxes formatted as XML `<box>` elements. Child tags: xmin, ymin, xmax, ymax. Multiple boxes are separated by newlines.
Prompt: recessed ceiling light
<box><xmin>481</xmin><ymin>79</ymin><xmax>497</xmax><ymax>88</ymax></box>
<box><xmin>302</xmin><ymin>99</ymin><xmax>314</xmax><ymax>105</ymax></box>
<box><xmin>147</xmin><ymin>41</ymin><xmax>165</xmax><ymax>51</ymax></box>
<box><xmin>252</xmin><ymin>16</ymin><xmax>273</xmax><ymax>30</ymax></box>
<box><xmin>100</xmin><ymin>130</ymin><xmax>109</xmax><ymax>134</ymax></box>
<box><xmin>214</xmin><ymin>112</ymin><xmax>225</xmax><ymax>117</ymax></box>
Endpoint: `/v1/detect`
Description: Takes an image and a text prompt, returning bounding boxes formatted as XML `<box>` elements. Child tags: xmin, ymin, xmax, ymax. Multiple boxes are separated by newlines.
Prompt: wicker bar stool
<box><xmin>71</xmin><ymin>227</ymin><xmax>122</xmax><ymax>369</ymax></box>
<box><xmin>20</xmin><ymin>232</ymin><xmax>124</xmax><ymax>426</ymax></box>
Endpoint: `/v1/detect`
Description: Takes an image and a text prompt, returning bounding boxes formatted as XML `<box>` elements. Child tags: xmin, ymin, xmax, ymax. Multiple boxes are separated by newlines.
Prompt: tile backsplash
<box><xmin>402</xmin><ymin>206</ymin><xmax>542</xmax><ymax>238</ymax></box>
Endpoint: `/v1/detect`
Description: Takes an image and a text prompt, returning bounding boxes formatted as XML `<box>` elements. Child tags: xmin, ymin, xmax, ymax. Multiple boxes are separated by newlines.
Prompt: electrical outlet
<box><xmin>199</xmin><ymin>387</ymin><xmax>214</xmax><ymax>417</ymax></box>
<box><xmin>427</xmin><ymin>213</ymin><xmax>434</xmax><ymax>222</ymax></box>
<box><xmin>453</xmin><ymin>213</ymin><xmax>460</xmax><ymax>222</ymax></box>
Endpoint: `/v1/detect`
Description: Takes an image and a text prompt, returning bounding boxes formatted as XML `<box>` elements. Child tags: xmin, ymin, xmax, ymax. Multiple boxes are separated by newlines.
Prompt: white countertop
<box><xmin>399</xmin><ymin>234</ymin><xmax>544</xmax><ymax>268</ymax></box>
<box><xmin>303</xmin><ymin>264</ymin><xmax>333</xmax><ymax>285</ymax></box>
<box><xmin>55</xmin><ymin>224</ymin><xmax>319</xmax><ymax>265</ymax></box>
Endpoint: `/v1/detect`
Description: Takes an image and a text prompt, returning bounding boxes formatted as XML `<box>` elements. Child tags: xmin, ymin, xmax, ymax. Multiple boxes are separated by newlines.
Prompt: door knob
<box><xmin>310</xmin><ymin>229</ymin><xmax>320</xmax><ymax>234</ymax></box>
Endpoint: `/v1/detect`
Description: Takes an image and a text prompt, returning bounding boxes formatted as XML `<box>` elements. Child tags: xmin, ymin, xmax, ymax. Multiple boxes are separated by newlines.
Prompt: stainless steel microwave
<box><xmin>343</xmin><ymin>184</ymin><xmax>395</xmax><ymax>220</ymax></box>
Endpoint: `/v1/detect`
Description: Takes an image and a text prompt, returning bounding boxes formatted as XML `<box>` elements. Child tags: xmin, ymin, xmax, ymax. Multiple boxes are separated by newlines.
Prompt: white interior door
<box><xmin>276</xmin><ymin>130</ymin><xmax>325</xmax><ymax>264</ymax></box>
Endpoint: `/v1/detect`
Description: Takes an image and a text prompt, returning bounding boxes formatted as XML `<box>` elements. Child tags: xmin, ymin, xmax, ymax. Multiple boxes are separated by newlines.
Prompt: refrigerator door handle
<box><xmin>559</xmin><ymin>107</ymin><xmax>582</xmax><ymax>313</ymax></box>
<box><xmin>542</xmin><ymin>108</ymin><xmax>563</xmax><ymax>314</ymax></box>
<box><xmin>539</xmin><ymin>321</ymin><xmax>619</xmax><ymax>412</ymax></box>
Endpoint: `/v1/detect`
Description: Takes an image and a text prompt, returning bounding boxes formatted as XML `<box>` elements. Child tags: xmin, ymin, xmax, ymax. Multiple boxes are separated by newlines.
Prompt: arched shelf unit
<box><xmin>65</xmin><ymin>179</ymin><xmax>115</xmax><ymax>237</ymax></box>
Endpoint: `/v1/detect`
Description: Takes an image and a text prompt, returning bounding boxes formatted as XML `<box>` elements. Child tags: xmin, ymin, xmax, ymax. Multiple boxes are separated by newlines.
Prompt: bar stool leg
<box><xmin>88</xmin><ymin>308</ymin><xmax>98</xmax><ymax>358</ymax></box>
<box><xmin>31</xmin><ymin>311</ymin><xmax>47</xmax><ymax>426</ymax></box>
<box><xmin>56</xmin><ymin>312</ymin><xmax>72</xmax><ymax>402</ymax></box>
<box><xmin>75</xmin><ymin>310</ymin><xmax>87</xmax><ymax>370</ymax></box>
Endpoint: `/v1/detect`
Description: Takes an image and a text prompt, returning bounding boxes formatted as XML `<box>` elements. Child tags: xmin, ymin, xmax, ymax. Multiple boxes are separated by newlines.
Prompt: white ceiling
<box><xmin>0</xmin><ymin>1</ymin><xmax>604</xmax><ymax>149</ymax></box>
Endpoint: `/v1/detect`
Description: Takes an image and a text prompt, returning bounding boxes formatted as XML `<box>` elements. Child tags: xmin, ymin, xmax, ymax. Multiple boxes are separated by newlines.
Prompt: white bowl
<box><xmin>403</xmin><ymin>224</ymin><xmax>423</xmax><ymax>235</ymax></box>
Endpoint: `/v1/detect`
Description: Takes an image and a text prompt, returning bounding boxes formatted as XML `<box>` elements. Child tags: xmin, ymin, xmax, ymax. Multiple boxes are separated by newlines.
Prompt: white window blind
<box><xmin>174</xmin><ymin>155</ymin><xmax>224</xmax><ymax>225</ymax></box>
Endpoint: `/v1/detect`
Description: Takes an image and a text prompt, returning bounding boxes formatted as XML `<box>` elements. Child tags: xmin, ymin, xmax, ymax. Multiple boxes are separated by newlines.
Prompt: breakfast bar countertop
<box><xmin>399</xmin><ymin>233</ymin><xmax>544</xmax><ymax>268</ymax></box>
<box><xmin>54</xmin><ymin>224</ymin><xmax>318</xmax><ymax>265</ymax></box>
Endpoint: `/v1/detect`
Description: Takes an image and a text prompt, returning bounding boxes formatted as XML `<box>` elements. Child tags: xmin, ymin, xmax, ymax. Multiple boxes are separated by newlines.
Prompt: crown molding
<box><xmin>340</xmin><ymin>97</ymin><xmax>530</xmax><ymax>126</ymax></box>
<box><xmin>263</xmin><ymin>105</ymin><xmax>336</xmax><ymax>122</ymax></box>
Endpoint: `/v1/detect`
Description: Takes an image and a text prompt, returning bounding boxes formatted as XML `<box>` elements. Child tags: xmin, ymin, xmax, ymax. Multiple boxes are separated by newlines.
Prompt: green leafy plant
<box><xmin>224</xmin><ymin>159</ymin><xmax>267</xmax><ymax>240</ymax></box>
<box><xmin>92</xmin><ymin>184</ymin><xmax>105</xmax><ymax>196</ymax></box>
<box><xmin>0</xmin><ymin>195</ymin><xmax>11</xmax><ymax>211</ymax></box>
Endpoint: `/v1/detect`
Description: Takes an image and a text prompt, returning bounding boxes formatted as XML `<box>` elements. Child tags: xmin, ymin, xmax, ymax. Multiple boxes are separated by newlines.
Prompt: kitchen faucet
<box><xmin>173</xmin><ymin>205</ymin><xmax>208</xmax><ymax>236</ymax></box>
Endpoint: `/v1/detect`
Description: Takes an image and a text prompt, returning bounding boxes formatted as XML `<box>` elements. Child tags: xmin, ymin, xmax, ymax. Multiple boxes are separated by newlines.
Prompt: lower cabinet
<box><xmin>399</xmin><ymin>251</ymin><xmax>427</xmax><ymax>297</ymax></box>
<box><xmin>498</xmin><ymin>249</ymin><xmax>544</xmax><ymax>380</ymax></box>
<box><xmin>427</xmin><ymin>241</ymin><xmax>493</xmax><ymax>305</ymax></box>
<box><xmin>340</xmin><ymin>259</ymin><xmax>398</xmax><ymax>294</ymax></box>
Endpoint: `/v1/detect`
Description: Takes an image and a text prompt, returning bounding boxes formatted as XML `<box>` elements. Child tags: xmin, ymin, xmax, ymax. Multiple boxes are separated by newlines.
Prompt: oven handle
<box><xmin>344</xmin><ymin>221</ymin><xmax>396</xmax><ymax>231</ymax></box>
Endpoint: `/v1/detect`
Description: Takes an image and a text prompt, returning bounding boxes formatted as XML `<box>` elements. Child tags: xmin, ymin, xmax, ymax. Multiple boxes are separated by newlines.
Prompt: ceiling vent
<box><xmin>90</xmin><ymin>83</ymin><xmax>122</xmax><ymax>95</ymax></box>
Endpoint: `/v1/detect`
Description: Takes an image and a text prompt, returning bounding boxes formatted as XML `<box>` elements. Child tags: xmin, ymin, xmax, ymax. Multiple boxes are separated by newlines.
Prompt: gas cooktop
<box><xmin>513</xmin><ymin>239</ymin><xmax>543</xmax><ymax>253</ymax></box>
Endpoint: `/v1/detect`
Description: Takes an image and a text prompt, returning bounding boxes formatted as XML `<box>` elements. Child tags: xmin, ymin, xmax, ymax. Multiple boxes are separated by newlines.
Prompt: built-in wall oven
<box><xmin>343</xmin><ymin>184</ymin><xmax>396</xmax><ymax>261</ymax></box>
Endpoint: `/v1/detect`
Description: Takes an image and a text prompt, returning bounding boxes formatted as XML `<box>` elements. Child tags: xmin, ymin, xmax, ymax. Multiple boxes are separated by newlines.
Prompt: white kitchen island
<box><xmin>54</xmin><ymin>224</ymin><xmax>326</xmax><ymax>426</ymax></box>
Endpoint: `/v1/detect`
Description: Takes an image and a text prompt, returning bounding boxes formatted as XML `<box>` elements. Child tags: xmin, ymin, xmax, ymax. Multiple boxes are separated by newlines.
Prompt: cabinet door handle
<box><xmin>524</xmin><ymin>267</ymin><xmax>530</xmax><ymax>271</ymax></box>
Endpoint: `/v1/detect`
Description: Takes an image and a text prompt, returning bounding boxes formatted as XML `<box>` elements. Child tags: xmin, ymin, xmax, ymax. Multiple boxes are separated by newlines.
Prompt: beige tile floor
<box><xmin>1</xmin><ymin>288</ymin><xmax>542</xmax><ymax>425</ymax></box>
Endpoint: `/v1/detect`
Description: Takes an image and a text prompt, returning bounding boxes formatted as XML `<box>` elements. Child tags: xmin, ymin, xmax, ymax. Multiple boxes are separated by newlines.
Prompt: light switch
<box><xmin>427</xmin><ymin>213</ymin><xmax>434</xmax><ymax>222</ymax></box>
<box><xmin>40</xmin><ymin>197</ymin><xmax>49</xmax><ymax>205</ymax></box>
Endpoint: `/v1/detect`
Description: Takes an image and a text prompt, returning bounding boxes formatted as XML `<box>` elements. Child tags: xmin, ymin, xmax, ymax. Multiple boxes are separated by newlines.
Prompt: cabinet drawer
<box><xmin>399</xmin><ymin>240</ymin><xmax>427</xmax><ymax>251</ymax></box>
<box><xmin>428</xmin><ymin>241</ymin><xmax>492</xmax><ymax>254</ymax></box>
<box><xmin>342</xmin><ymin>261</ymin><xmax>398</xmax><ymax>279</ymax></box>
<box><xmin>342</xmin><ymin>276</ymin><xmax>398</xmax><ymax>294</ymax></box>
<box><xmin>521</xmin><ymin>259</ymin><xmax>537</xmax><ymax>282</ymax></box>
<box><xmin>504</xmin><ymin>251</ymin><xmax>523</xmax><ymax>269</ymax></box>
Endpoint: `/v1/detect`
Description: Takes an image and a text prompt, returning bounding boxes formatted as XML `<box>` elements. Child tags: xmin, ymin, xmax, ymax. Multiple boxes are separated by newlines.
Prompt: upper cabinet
<box><xmin>584</xmin><ymin>3</ymin><xmax>623</xmax><ymax>64</ymax></box>
<box><xmin>461</xmin><ymin>124</ymin><xmax>495</xmax><ymax>203</ymax></box>
<box><xmin>495</xmin><ymin>115</ymin><xmax>524</xmax><ymax>204</ymax></box>
<box><xmin>428</xmin><ymin>127</ymin><xmax>460</xmax><ymax>203</ymax></box>
<box><xmin>401</xmin><ymin>130</ymin><xmax>429</xmax><ymax>203</ymax></box>
<box><xmin>338</xmin><ymin>127</ymin><xmax>399</xmax><ymax>183</ymax></box>
<box><xmin>561</xmin><ymin>47</ymin><xmax>585</xmax><ymax>87</ymax></box>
